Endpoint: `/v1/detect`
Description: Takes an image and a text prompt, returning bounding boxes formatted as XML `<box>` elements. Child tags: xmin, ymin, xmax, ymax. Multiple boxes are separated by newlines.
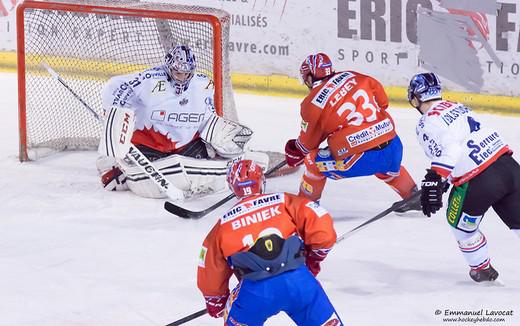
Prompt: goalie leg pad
<box><xmin>121</xmin><ymin>155</ymin><xmax>230</xmax><ymax>198</ymax></box>
<box><xmin>120</xmin><ymin>155</ymin><xmax>188</xmax><ymax>199</ymax></box>
<box><xmin>180</xmin><ymin>156</ymin><xmax>230</xmax><ymax>195</ymax></box>
<box><xmin>98</xmin><ymin>106</ymin><xmax>136</xmax><ymax>159</ymax></box>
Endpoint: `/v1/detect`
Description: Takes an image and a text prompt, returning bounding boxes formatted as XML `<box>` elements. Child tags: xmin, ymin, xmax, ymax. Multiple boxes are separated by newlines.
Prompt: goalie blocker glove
<box><xmin>420</xmin><ymin>169</ymin><xmax>444</xmax><ymax>217</ymax></box>
<box><xmin>96</xmin><ymin>156</ymin><xmax>128</xmax><ymax>191</ymax></box>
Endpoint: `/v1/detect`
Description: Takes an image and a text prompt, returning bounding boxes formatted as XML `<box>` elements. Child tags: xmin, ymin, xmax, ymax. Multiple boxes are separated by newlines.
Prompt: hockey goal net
<box><xmin>17</xmin><ymin>0</ymin><xmax>237</xmax><ymax>161</ymax></box>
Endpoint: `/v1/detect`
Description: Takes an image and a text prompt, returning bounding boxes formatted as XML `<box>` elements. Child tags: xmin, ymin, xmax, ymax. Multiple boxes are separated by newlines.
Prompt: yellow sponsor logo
<box><xmin>316</xmin><ymin>160</ymin><xmax>351</xmax><ymax>172</ymax></box>
<box><xmin>448</xmin><ymin>195</ymin><xmax>461</xmax><ymax>224</ymax></box>
<box><xmin>301</xmin><ymin>180</ymin><xmax>313</xmax><ymax>194</ymax></box>
<box><xmin>265</xmin><ymin>239</ymin><xmax>273</xmax><ymax>252</ymax></box>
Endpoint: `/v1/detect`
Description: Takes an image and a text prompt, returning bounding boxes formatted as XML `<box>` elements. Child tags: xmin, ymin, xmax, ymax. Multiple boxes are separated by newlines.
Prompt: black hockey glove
<box><xmin>420</xmin><ymin>169</ymin><xmax>444</xmax><ymax>217</ymax></box>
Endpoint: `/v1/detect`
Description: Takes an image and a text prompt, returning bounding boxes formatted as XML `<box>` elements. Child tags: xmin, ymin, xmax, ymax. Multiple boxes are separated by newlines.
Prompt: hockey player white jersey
<box><xmin>101</xmin><ymin>66</ymin><xmax>215</xmax><ymax>153</ymax></box>
<box><xmin>416</xmin><ymin>100</ymin><xmax>511</xmax><ymax>186</ymax></box>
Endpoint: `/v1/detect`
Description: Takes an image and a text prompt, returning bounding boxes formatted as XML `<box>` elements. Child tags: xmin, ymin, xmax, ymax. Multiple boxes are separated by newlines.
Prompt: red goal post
<box><xmin>17</xmin><ymin>0</ymin><xmax>237</xmax><ymax>161</ymax></box>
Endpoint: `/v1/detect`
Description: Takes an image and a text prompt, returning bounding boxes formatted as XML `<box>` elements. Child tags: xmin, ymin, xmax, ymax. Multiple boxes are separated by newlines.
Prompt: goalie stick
<box><xmin>164</xmin><ymin>160</ymin><xmax>287</xmax><ymax>219</ymax></box>
<box><xmin>42</xmin><ymin>62</ymin><xmax>184</xmax><ymax>201</ymax></box>
<box><xmin>41</xmin><ymin>62</ymin><xmax>101</xmax><ymax>121</ymax></box>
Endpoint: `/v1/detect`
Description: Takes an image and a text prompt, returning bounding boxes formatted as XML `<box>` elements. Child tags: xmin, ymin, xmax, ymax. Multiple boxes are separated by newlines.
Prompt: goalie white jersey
<box><xmin>416</xmin><ymin>100</ymin><xmax>511</xmax><ymax>186</ymax></box>
<box><xmin>102</xmin><ymin>66</ymin><xmax>215</xmax><ymax>153</ymax></box>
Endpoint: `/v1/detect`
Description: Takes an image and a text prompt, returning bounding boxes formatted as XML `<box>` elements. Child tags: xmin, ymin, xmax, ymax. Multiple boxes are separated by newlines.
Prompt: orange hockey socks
<box><xmin>298</xmin><ymin>171</ymin><xmax>327</xmax><ymax>202</ymax></box>
<box><xmin>375</xmin><ymin>165</ymin><xmax>417</xmax><ymax>199</ymax></box>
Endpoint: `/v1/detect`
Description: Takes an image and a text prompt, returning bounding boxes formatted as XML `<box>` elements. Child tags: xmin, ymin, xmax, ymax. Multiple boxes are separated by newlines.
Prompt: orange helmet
<box><xmin>227</xmin><ymin>160</ymin><xmax>265</xmax><ymax>198</ymax></box>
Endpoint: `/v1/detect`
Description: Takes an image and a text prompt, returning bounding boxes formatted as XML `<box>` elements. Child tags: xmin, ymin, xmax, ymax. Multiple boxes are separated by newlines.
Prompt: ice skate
<box><xmin>469</xmin><ymin>264</ymin><xmax>499</xmax><ymax>283</ymax></box>
<box><xmin>394</xmin><ymin>188</ymin><xmax>422</xmax><ymax>215</ymax></box>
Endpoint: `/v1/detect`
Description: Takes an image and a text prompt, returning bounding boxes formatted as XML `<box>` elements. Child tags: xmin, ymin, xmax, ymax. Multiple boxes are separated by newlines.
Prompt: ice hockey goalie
<box><xmin>96</xmin><ymin>44</ymin><xmax>263</xmax><ymax>199</ymax></box>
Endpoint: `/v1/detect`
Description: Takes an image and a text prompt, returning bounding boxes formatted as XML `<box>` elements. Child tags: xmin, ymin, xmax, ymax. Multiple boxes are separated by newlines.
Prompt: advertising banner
<box><xmin>1</xmin><ymin>0</ymin><xmax>520</xmax><ymax>98</ymax></box>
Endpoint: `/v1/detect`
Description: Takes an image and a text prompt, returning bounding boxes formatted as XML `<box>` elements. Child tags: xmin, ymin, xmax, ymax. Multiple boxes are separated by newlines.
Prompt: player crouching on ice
<box><xmin>408</xmin><ymin>72</ymin><xmax>520</xmax><ymax>282</ymax></box>
<box><xmin>197</xmin><ymin>160</ymin><xmax>343</xmax><ymax>325</ymax></box>
<box><xmin>96</xmin><ymin>44</ymin><xmax>264</xmax><ymax>199</ymax></box>
<box><xmin>284</xmin><ymin>52</ymin><xmax>419</xmax><ymax>212</ymax></box>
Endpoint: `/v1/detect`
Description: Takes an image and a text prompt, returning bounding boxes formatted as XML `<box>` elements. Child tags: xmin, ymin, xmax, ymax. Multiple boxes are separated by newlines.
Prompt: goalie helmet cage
<box><xmin>17</xmin><ymin>0</ymin><xmax>237</xmax><ymax>161</ymax></box>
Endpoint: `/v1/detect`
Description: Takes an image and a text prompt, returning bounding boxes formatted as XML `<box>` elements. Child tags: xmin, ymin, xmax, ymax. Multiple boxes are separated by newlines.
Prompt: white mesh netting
<box><xmin>19</xmin><ymin>0</ymin><xmax>236</xmax><ymax>160</ymax></box>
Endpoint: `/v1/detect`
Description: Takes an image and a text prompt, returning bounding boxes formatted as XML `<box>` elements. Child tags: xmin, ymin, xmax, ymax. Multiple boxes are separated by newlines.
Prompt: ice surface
<box><xmin>1</xmin><ymin>73</ymin><xmax>519</xmax><ymax>326</ymax></box>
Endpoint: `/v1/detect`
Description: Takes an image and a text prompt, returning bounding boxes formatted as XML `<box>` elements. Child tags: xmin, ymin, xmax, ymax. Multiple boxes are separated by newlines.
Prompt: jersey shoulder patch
<box><xmin>310</xmin><ymin>71</ymin><xmax>355</xmax><ymax>109</ymax></box>
<box><xmin>198</xmin><ymin>245</ymin><xmax>207</xmax><ymax>268</ymax></box>
<box><xmin>305</xmin><ymin>201</ymin><xmax>328</xmax><ymax>217</ymax></box>
<box><xmin>141</xmin><ymin>66</ymin><xmax>168</xmax><ymax>80</ymax></box>
<box><xmin>192</xmin><ymin>73</ymin><xmax>214</xmax><ymax>90</ymax></box>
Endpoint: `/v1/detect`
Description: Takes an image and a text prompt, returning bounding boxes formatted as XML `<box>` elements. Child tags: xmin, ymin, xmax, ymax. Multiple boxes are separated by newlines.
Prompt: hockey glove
<box><xmin>420</xmin><ymin>169</ymin><xmax>444</xmax><ymax>217</ymax></box>
<box><xmin>101</xmin><ymin>166</ymin><xmax>128</xmax><ymax>191</ymax></box>
<box><xmin>285</xmin><ymin>139</ymin><xmax>305</xmax><ymax>167</ymax></box>
<box><xmin>204</xmin><ymin>294</ymin><xmax>229</xmax><ymax>318</ymax></box>
<box><xmin>305</xmin><ymin>246</ymin><xmax>330</xmax><ymax>277</ymax></box>
<box><xmin>96</xmin><ymin>156</ymin><xmax>128</xmax><ymax>191</ymax></box>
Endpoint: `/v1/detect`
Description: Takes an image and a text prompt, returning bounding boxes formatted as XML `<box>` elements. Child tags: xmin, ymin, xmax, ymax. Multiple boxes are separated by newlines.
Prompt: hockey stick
<box><xmin>42</xmin><ymin>62</ymin><xmax>184</xmax><ymax>201</ymax></box>
<box><xmin>164</xmin><ymin>308</ymin><xmax>207</xmax><ymax>326</ymax></box>
<box><xmin>41</xmin><ymin>61</ymin><xmax>101</xmax><ymax>121</ymax></box>
<box><xmin>164</xmin><ymin>160</ymin><xmax>288</xmax><ymax>219</ymax></box>
<box><xmin>336</xmin><ymin>189</ymin><xmax>422</xmax><ymax>243</ymax></box>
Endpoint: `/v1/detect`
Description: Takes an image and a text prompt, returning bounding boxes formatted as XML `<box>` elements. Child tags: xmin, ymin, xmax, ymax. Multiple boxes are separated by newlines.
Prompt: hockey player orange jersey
<box><xmin>298</xmin><ymin>71</ymin><xmax>397</xmax><ymax>160</ymax></box>
<box><xmin>197</xmin><ymin>192</ymin><xmax>337</xmax><ymax>296</ymax></box>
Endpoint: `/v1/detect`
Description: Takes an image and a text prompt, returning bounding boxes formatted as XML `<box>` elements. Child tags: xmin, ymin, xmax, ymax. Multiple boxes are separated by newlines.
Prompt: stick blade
<box><xmin>163</xmin><ymin>201</ymin><xmax>207</xmax><ymax>219</ymax></box>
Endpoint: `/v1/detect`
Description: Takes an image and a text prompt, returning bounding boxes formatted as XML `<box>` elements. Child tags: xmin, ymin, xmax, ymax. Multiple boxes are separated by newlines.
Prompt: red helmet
<box><xmin>300</xmin><ymin>52</ymin><xmax>334</xmax><ymax>84</ymax></box>
<box><xmin>227</xmin><ymin>160</ymin><xmax>265</xmax><ymax>198</ymax></box>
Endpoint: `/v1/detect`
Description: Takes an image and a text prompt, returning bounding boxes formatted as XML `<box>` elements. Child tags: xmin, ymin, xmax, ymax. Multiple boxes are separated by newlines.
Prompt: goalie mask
<box><xmin>164</xmin><ymin>44</ymin><xmax>196</xmax><ymax>94</ymax></box>
<box><xmin>300</xmin><ymin>52</ymin><xmax>334</xmax><ymax>89</ymax></box>
<box><xmin>407</xmin><ymin>72</ymin><xmax>442</xmax><ymax>110</ymax></box>
<box><xmin>227</xmin><ymin>160</ymin><xmax>265</xmax><ymax>198</ymax></box>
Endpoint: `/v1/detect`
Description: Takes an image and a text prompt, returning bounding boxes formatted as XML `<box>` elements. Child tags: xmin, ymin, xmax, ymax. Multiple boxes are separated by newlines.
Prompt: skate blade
<box><xmin>394</xmin><ymin>210</ymin><xmax>423</xmax><ymax>218</ymax></box>
<box><xmin>491</xmin><ymin>278</ymin><xmax>505</xmax><ymax>287</ymax></box>
<box><xmin>474</xmin><ymin>278</ymin><xmax>505</xmax><ymax>287</ymax></box>
<box><xmin>456</xmin><ymin>278</ymin><xmax>505</xmax><ymax>287</ymax></box>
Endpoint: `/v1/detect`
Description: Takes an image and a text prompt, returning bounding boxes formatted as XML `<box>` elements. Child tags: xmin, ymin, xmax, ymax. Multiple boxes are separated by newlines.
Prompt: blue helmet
<box><xmin>407</xmin><ymin>72</ymin><xmax>442</xmax><ymax>108</ymax></box>
<box><xmin>164</xmin><ymin>44</ymin><xmax>196</xmax><ymax>94</ymax></box>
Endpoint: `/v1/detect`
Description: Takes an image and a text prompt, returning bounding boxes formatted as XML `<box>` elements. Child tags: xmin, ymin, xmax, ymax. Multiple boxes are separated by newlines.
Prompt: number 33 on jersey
<box><xmin>298</xmin><ymin>71</ymin><xmax>397</xmax><ymax>159</ymax></box>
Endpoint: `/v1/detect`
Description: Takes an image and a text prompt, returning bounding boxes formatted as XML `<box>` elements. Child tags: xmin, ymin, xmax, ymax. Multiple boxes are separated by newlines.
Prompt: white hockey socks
<box><xmin>453</xmin><ymin>228</ymin><xmax>490</xmax><ymax>270</ymax></box>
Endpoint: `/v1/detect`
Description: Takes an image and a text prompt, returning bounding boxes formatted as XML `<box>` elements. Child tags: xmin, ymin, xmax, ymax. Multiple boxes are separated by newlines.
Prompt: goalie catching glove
<box><xmin>201</xmin><ymin>115</ymin><xmax>253</xmax><ymax>158</ymax></box>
